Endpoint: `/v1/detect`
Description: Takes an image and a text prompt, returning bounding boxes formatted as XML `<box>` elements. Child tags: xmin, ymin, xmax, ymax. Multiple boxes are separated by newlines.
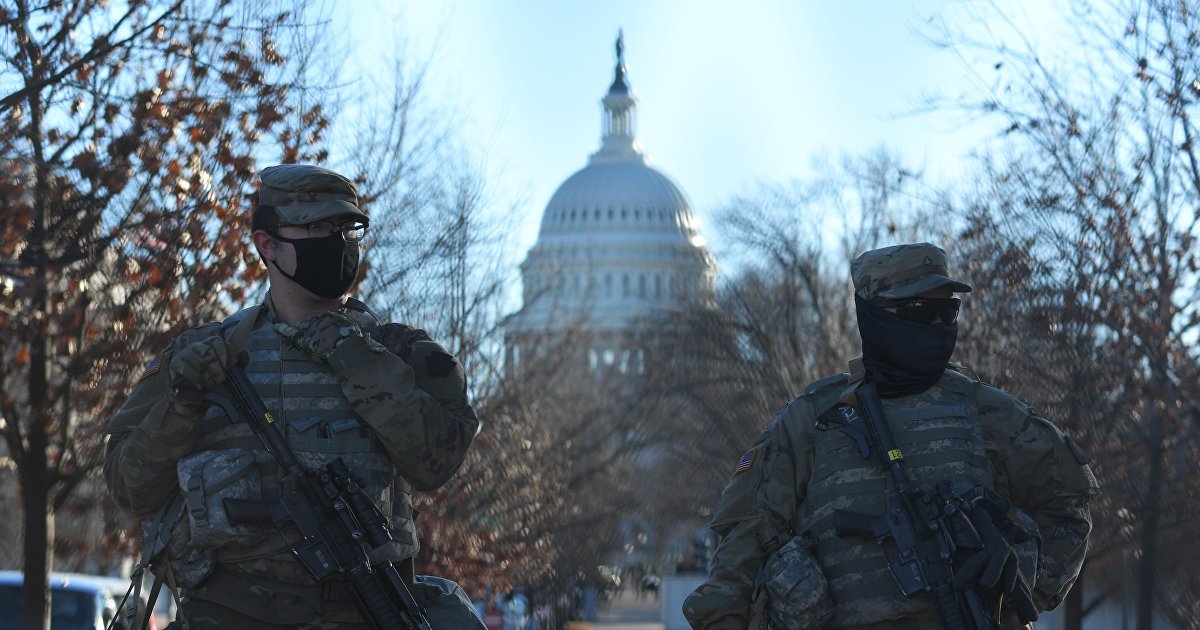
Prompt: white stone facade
<box><xmin>507</xmin><ymin>35</ymin><xmax>715</xmax><ymax>360</ymax></box>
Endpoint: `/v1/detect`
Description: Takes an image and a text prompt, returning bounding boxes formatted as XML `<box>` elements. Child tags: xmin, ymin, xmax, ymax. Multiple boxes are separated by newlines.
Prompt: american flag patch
<box><xmin>136</xmin><ymin>355</ymin><xmax>162</xmax><ymax>384</ymax></box>
<box><xmin>733</xmin><ymin>449</ymin><xmax>755</xmax><ymax>477</ymax></box>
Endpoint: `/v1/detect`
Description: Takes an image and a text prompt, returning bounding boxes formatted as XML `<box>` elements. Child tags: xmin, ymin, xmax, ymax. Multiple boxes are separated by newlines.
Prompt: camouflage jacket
<box><xmin>683</xmin><ymin>359</ymin><xmax>1099</xmax><ymax>629</ymax></box>
<box><xmin>103</xmin><ymin>296</ymin><xmax>479</xmax><ymax>620</ymax></box>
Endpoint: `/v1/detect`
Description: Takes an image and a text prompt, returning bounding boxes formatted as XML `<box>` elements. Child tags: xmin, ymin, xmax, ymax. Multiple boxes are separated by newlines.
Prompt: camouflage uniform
<box><xmin>683</xmin><ymin>244</ymin><xmax>1100</xmax><ymax>630</ymax></box>
<box><xmin>104</xmin><ymin>165</ymin><xmax>480</xmax><ymax>628</ymax></box>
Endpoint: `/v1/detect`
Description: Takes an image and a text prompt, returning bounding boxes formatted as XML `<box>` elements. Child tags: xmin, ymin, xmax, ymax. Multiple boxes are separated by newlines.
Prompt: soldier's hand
<box><xmin>954</xmin><ymin>502</ymin><xmax>1038</xmax><ymax>624</ymax></box>
<box><xmin>276</xmin><ymin>311</ymin><xmax>364</xmax><ymax>361</ymax></box>
<box><xmin>169</xmin><ymin>336</ymin><xmax>231</xmax><ymax>398</ymax></box>
<box><xmin>377</xmin><ymin>323</ymin><xmax>432</xmax><ymax>362</ymax></box>
<box><xmin>407</xmin><ymin>339</ymin><xmax>467</xmax><ymax>403</ymax></box>
<box><xmin>377</xmin><ymin>324</ymin><xmax>466</xmax><ymax>404</ymax></box>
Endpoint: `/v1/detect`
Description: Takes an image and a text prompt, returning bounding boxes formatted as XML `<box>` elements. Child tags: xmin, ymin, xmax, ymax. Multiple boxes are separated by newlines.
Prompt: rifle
<box><xmin>202</xmin><ymin>363</ymin><xmax>434</xmax><ymax>630</ymax></box>
<box><xmin>823</xmin><ymin>382</ymin><xmax>999</xmax><ymax>630</ymax></box>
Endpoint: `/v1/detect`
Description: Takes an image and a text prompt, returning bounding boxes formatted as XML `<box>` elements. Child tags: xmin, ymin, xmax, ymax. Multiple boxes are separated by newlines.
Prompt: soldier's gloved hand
<box><xmin>275</xmin><ymin>311</ymin><xmax>364</xmax><ymax>361</ymax></box>
<box><xmin>377</xmin><ymin>324</ymin><xmax>466</xmax><ymax>403</ymax></box>
<box><xmin>377</xmin><ymin>323</ymin><xmax>433</xmax><ymax>362</ymax></box>
<box><xmin>954</xmin><ymin>502</ymin><xmax>1039</xmax><ymax>624</ymax></box>
<box><xmin>169</xmin><ymin>336</ymin><xmax>231</xmax><ymax>400</ymax></box>
<box><xmin>407</xmin><ymin>339</ymin><xmax>467</xmax><ymax>403</ymax></box>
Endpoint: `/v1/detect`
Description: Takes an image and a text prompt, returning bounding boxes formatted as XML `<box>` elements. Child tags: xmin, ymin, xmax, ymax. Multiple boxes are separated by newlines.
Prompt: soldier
<box><xmin>683</xmin><ymin>243</ymin><xmax>1099</xmax><ymax>629</ymax></box>
<box><xmin>104</xmin><ymin>164</ymin><xmax>483</xmax><ymax>629</ymax></box>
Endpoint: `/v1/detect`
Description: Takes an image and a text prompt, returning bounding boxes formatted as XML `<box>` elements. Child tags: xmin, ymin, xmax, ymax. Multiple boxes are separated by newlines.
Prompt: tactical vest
<box><xmin>186</xmin><ymin>303</ymin><xmax>417</xmax><ymax>587</ymax></box>
<box><xmin>797</xmin><ymin>370</ymin><xmax>992</xmax><ymax>627</ymax></box>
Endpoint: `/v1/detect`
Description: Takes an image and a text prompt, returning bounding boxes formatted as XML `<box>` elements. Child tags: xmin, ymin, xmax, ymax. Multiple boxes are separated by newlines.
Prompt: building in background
<box><xmin>505</xmin><ymin>32</ymin><xmax>715</xmax><ymax>377</ymax></box>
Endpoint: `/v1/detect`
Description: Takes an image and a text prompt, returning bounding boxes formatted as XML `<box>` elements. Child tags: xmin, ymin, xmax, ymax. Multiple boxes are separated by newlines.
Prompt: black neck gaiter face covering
<box><xmin>270</xmin><ymin>232</ymin><xmax>360</xmax><ymax>299</ymax></box>
<box><xmin>855</xmin><ymin>295</ymin><xmax>957</xmax><ymax>398</ymax></box>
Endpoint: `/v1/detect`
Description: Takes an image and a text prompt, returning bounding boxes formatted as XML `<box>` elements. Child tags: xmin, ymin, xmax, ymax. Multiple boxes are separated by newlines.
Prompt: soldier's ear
<box><xmin>251</xmin><ymin>229</ymin><xmax>277</xmax><ymax>262</ymax></box>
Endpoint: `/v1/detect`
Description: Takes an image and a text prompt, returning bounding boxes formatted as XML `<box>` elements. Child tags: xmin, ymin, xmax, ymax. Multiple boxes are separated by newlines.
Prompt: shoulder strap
<box><xmin>137</xmin><ymin>567</ymin><xmax>165</xmax><ymax>630</ymax></box>
<box><xmin>131</xmin><ymin>492</ymin><xmax>185</xmax><ymax>629</ymax></box>
<box><xmin>224</xmin><ymin>304</ymin><xmax>267</xmax><ymax>356</ymax></box>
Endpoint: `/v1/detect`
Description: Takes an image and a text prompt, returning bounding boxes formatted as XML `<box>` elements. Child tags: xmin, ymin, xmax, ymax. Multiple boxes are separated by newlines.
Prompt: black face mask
<box><xmin>855</xmin><ymin>295</ymin><xmax>957</xmax><ymax>398</ymax></box>
<box><xmin>269</xmin><ymin>232</ymin><xmax>360</xmax><ymax>299</ymax></box>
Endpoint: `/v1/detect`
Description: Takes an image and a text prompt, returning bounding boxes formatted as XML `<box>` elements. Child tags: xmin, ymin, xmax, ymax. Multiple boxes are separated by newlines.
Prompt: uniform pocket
<box><xmin>764</xmin><ymin>536</ymin><xmax>835</xmax><ymax>629</ymax></box>
<box><xmin>176</xmin><ymin>448</ymin><xmax>269</xmax><ymax>549</ymax></box>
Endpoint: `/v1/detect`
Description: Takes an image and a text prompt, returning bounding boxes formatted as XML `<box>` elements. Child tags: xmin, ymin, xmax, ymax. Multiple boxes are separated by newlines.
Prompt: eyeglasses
<box><xmin>878</xmin><ymin>297</ymin><xmax>961</xmax><ymax>325</ymax></box>
<box><xmin>271</xmin><ymin>219</ymin><xmax>368</xmax><ymax>243</ymax></box>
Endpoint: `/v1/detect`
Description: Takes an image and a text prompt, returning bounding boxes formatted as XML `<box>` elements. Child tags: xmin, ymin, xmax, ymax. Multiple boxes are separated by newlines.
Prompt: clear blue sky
<box><xmin>336</xmin><ymin>1</ymin><xmax>1069</xmax><ymax>264</ymax></box>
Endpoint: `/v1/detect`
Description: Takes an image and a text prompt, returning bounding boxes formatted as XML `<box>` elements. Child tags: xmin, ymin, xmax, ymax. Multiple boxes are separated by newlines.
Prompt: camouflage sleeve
<box><xmin>104</xmin><ymin>338</ymin><xmax>212</xmax><ymax>516</ymax></box>
<box><xmin>683</xmin><ymin>400</ymin><xmax>813</xmax><ymax>629</ymax></box>
<box><xmin>979</xmin><ymin>387</ymin><xmax>1101</xmax><ymax>612</ymax></box>
<box><xmin>326</xmin><ymin>327</ymin><xmax>479</xmax><ymax>492</ymax></box>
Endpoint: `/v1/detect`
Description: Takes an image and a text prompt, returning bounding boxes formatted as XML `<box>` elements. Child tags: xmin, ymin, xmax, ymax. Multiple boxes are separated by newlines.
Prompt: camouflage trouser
<box><xmin>179</xmin><ymin>598</ymin><xmax>371</xmax><ymax>630</ymax></box>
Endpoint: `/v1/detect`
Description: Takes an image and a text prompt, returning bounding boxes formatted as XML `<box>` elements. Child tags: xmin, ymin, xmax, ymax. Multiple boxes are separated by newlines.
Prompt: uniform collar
<box><xmin>836</xmin><ymin>356</ymin><xmax>868</xmax><ymax>406</ymax></box>
<box><xmin>263</xmin><ymin>290</ymin><xmax>351</xmax><ymax>325</ymax></box>
<box><xmin>847</xmin><ymin>356</ymin><xmax>866</xmax><ymax>384</ymax></box>
<box><xmin>264</xmin><ymin>294</ymin><xmax>282</xmax><ymax>323</ymax></box>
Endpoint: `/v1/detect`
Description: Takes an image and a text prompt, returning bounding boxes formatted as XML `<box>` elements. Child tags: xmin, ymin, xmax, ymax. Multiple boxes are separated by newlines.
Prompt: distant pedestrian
<box><xmin>641</xmin><ymin>574</ymin><xmax>660</xmax><ymax>602</ymax></box>
<box><xmin>502</xmin><ymin>586</ymin><xmax>530</xmax><ymax>630</ymax></box>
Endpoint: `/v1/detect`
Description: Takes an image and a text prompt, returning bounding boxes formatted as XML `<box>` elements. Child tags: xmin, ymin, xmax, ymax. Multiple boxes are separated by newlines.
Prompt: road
<box><xmin>593</xmin><ymin>589</ymin><xmax>665</xmax><ymax>630</ymax></box>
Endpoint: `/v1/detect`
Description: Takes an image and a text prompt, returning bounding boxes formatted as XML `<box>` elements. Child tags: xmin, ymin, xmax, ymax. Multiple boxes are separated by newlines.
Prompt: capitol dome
<box><xmin>508</xmin><ymin>33</ymin><xmax>715</xmax><ymax>342</ymax></box>
<box><xmin>542</xmin><ymin>162</ymin><xmax>690</xmax><ymax>228</ymax></box>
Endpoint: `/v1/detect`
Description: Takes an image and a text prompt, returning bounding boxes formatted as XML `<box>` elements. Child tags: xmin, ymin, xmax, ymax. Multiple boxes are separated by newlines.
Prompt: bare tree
<box><xmin>930</xmin><ymin>1</ymin><xmax>1200</xmax><ymax>626</ymax></box>
<box><xmin>0</xmin><ymin>1</ymin><xmax>335</xmax><ymax>627</ymax></box>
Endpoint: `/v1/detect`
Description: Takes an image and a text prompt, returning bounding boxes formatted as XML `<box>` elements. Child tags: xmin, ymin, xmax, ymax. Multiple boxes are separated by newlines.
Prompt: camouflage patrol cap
<box><xmin>252</xmin><ymin>164</ymin><xmax>368</xmax><ymax>230</ymax></box>
<box><xmin>851</xmin><ymin>242</ymin><xmax>972</xmax><ymax>301</ymax></box>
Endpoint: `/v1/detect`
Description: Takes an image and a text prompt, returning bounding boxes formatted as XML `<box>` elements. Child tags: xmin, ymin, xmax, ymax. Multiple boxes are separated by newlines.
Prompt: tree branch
<box><xmin>0</xmin><ymin>0</ymin><xmax>185</xmax><ymax>112</ymax></box>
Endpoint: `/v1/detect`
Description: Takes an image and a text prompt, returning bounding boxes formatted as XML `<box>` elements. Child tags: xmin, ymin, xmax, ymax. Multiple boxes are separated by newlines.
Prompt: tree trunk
<box><xmin>21</xmin><ymin>256</ymin><xmax>52</xmax><ymax>630</ymax></box>
<box><xmin>20</xmin><ymin>447</ymin><xmax>52</xmax><ymax>630</ymax></box>
<box><xmin>21</xmin><ymin>81</ymin><xmax>54</xmax><ymax>630</ymax></box>
<box><xmin>1063</xmin><ymin>565</ymin><xmax>1083</xmax><ymax>630</ymax></box>
<box><xmin>1136</xmin><ymin>404</ymin><xmax>1164</xmax><ymax>630</ymax></box>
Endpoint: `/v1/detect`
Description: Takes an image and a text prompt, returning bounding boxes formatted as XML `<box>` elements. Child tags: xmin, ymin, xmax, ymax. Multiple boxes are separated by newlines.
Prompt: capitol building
<box><xmin>505</xmin><ymin>35</ymin><xmax>715</xmax><ymax>374</ymax></box>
